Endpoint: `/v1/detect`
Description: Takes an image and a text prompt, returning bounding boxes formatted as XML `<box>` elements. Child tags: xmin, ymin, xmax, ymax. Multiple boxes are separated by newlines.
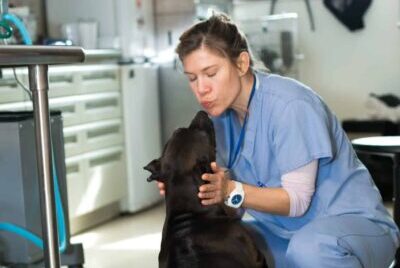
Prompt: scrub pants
<box><xmin>244</xmin><ymin>215</ymin><xmax>397</xmax><ymax>268</ymax></box>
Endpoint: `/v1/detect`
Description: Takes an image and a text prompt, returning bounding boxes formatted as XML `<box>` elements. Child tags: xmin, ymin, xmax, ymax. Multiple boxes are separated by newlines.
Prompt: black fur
<box><xmin>144</xmin><ymin>111</ymin><xmax>267</xmax><ymax>268</ymax></box>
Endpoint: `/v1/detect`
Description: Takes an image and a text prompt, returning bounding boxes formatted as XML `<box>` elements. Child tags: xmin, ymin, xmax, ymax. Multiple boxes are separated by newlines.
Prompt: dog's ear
<box><xmin>143</xmin><ymin>159</ymin><xmax>164</xmax><ymax>182</ymax></box>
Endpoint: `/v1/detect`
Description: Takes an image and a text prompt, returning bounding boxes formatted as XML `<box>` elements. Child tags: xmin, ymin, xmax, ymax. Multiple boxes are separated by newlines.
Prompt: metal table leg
<box><xmin>393</xmin><ymin>155</ymin><xmax>400</xmax><ymax>268</ymax></box>
<box><xmin>393</xmin><ymin>155</ymin><xmax>400</xmax><ymax>226</ymax></box>
<box><xmin>28</xmin><ymin>64</ymin><xmax>60</xmax><ymax>268</ymax></box>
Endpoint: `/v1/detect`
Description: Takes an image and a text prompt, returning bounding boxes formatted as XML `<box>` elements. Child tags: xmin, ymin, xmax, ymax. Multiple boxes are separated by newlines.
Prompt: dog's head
<box><xmin>144</xmin><ymin>111</ymin><xmax>216</xmax><ymax>208</ymax></box>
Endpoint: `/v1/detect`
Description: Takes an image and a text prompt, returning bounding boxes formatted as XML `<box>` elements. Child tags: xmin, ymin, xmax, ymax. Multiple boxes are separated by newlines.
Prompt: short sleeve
<box><xmin>272</xmin><ymin>99</ymin><xmax>334</xmax><ymax>174</ymax></box>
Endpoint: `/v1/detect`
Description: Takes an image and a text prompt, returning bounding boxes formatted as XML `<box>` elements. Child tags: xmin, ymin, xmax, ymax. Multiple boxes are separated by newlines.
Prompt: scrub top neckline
<box><xmin>227</xmin><ymin>74</ymin><xmax>258</xmax><ymax>169</ymax></box>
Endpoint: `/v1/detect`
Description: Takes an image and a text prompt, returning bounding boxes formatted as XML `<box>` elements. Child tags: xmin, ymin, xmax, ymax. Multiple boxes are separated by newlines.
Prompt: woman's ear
<box><xmin>236</xmin><ymin>51</ymin><xmax>251</xmax><ymax>76</ymax></box>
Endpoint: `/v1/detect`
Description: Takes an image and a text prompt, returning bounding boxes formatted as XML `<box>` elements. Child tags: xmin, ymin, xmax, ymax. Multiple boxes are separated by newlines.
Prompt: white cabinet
<box><xmin>0</xmin><ymin>63</ymin><xmax>127</xmax><ymax>233</ymax></box>
<box><xmin>120</xmin><ymin>64</ymin><xmax>162</xmax><ymax>212</ymax></box>
<box><xmin>65</xmin><ymin>146</ymin><xmax>126</xmax><ymax>218</ymax></box>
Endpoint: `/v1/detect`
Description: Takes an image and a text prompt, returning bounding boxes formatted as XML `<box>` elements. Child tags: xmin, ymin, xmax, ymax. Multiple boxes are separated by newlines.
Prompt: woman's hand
<box><xmin>198</xmin><ymin>162</ymin><xmax>235</xmax><ymax>205</ymax></box>
<box><xmin>157</xmin><ymin>181</ymin><xmax>165</xmax><ymax>196</ymax></box>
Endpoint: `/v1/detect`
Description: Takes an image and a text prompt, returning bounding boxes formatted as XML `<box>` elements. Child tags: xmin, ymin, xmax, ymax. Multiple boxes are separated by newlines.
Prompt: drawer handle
<box><xmin>0</xmin><ymin>80</ymin><xmax>18</xmax><ymax>88</ymax></box>
<box><xmin>89</xmin><ymin>152</ymin><xmax>122</xmax><ymax>167</ymax></box>
<box><xmin>87</xmin><ymin>125</ymin><xmax>120</xmax><ymax>139</ymax></box>
<box><xmin>49</xmin><ymin>76</ymin><xmax>73</xmax><ymax>84</ymax></box>
<box><xmin>64</xmin><ymin>135</ymin><xmax>78</xmax><ymax>145</ymax></box>
<box><xmin>66</xmin><ymin>164</ymin><xmax>79</xmax><ymax>174</ymax></box>
<box><xmin>85</xmin><ymin>98</ymin><xmax>118</xmax><ymax>110</ymax></box>
<box><xmin>58</xmin><ymin>105</ymin><xmax>75</xmax><ymax>115</ymax></box>
<box><xmin>82</xmin><ymin>72</ymin><xmax>117</xmax><ymax>81</ymax></box>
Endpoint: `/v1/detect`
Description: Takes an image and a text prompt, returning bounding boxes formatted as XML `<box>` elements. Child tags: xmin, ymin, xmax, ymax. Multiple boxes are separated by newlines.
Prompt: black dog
<box><xmin>144</xmin><ymin>111</ymin><xmax>267</xmax><ymax>268</ymax></box>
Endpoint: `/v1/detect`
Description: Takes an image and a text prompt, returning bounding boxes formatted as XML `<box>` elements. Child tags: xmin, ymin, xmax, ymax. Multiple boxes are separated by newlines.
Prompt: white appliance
<box><xmin>120</xmin><ymin>63</ymin><xmax>162</xmax><ymax>212</ymax></box>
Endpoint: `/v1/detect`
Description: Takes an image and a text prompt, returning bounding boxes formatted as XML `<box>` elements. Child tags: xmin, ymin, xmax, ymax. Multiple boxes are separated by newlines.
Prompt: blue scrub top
<box><xmin>212</xmin><ymin>71</ymin><xmax>399</xmax><ymax>242</ymax></box>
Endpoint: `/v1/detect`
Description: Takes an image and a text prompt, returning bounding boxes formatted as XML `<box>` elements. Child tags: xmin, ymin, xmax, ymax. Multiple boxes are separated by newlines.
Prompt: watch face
<box><xmin>232</xmin><ymin>194</ymin><xmax>242</xmax><ymax>205</ymax></box>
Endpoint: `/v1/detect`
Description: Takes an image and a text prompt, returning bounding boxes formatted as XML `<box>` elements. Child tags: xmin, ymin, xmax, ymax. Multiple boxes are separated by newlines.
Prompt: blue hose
<box><xmin>2</xmin><ymin>13</ymin><xmax>32</xmax><ymax>45</ymax></box>
<box><xmin>0</xmin><ymin>13</ymin><xmax>68</xmax><ymax>254</ymax></box>
<box><xmin>0</xmin><ymin>223</ymin><xmax>43</xmax><ymax>248</ymax></box>
<box><xmin>52</xmin><ymin>150</ymin><xmax>67</xmax><ymax>252</ymax></box>
<box><xmin>0</xmin><ymin>19</ymin><xmax>12</xmax><ymax>39</ymax></box>
<box><xmin>0</xmin><ymin>151</ymin><xmax>67</xmax><ymax>253</ymax></box>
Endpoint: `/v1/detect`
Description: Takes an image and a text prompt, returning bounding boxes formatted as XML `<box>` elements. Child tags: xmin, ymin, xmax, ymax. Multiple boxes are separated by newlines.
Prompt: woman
<box><xmin>157</xmin><ymin>13</ymin><xmax>399</xmax><ymax>267</ymax></box>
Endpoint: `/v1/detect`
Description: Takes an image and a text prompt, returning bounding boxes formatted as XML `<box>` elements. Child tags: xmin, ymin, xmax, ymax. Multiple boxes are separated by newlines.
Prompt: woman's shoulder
<box><xmin>256</xmin><ymin>71</ymin><xmax>320</xmax><ymax>104</ymax></box>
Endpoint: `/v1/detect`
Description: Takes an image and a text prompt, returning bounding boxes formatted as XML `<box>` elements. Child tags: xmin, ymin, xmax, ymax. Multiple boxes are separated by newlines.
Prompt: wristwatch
<box><xmin>224</xmin><ymin>181</ymin><xmax>245</xmax><ymax>208</ymax></box>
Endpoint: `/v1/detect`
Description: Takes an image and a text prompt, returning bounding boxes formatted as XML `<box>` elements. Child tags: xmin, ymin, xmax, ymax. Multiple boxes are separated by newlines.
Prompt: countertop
<box><xmin>0</xmin><ymin>48</ymin><xmax>123</xmax><ymax>79</ymax></box>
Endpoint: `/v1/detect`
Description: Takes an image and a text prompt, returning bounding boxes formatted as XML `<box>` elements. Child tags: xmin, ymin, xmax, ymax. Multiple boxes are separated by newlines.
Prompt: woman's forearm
<box><xmin>241</xmin><ymin>183</ymin><xmax>290</xmax><ymax>216</ymax></box>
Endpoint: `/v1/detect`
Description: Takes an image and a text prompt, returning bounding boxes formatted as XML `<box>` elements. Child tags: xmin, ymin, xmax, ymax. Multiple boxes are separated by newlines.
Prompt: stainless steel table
<box><xmin>0</xmin><ymin>45</ymin><xmax>85</xmax><ymax>268</ymax></box>
<box><xmin>352</xmin><ymin>136</ymin><xmax>400</xmax><ymax>267</ymax></box>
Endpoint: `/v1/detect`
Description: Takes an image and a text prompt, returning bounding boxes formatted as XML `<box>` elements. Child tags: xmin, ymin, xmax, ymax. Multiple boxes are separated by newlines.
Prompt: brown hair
<box><xmin>175</xmin><ymin>13</ymin><xmax>254</xmax><ymax>68</ymax></box>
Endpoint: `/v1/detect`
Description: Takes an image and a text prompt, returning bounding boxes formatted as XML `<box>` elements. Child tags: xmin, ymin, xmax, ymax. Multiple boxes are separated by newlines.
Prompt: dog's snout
<box><xmin>189</xmin><ymin>111</ymin><xmax>213</xmax><ymax>131</ymax></box>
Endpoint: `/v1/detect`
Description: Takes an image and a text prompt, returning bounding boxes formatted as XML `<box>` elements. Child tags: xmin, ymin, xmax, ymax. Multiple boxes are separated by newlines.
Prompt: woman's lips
<box><xmin>200</xmin><ymin>101</ymin><xmax>213</xmax><ymax>109</ymax></box>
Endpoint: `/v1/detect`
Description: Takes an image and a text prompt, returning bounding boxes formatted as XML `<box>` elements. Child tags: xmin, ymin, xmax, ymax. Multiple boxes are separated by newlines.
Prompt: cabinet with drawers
<box><xmin>0</xmin><ymin>62</ymin><xmax>127</xmax><ymax>233</ymax></box>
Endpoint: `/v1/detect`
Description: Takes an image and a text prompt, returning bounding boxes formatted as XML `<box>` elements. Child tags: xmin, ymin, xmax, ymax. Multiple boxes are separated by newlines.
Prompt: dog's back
<box><xmin>159</xmin><ymin>210</ymin><xmax>267</xmax><ymax>268</ymax></box>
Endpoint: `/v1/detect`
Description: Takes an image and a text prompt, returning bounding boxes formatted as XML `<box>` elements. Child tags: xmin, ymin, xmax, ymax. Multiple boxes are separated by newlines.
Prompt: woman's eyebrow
<box><xmin>184</xmin><ymin>65</ymin><xmax>218</xmax><ymax>75</ymax></box>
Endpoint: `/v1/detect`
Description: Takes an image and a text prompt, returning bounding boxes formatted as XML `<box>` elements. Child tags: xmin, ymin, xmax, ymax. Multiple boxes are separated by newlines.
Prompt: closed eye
<box><xmin>187</xmin><ymin>75</ymin><xmax>197</xmax><ymax>82</ymax></box>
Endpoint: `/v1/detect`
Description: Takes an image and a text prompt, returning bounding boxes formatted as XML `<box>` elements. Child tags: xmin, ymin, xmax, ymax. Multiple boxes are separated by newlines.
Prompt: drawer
<box><xmin>48</xmin><ymin>64</ymin><xmax>120</xmax><ymax>98</ymax></box>
<box><xmin>0</xmin><ymin>90</ymin><xmax>122</xmax><ymax>120</ymax></box>
<box><xmin>0</xmin><ymin>92</ymin><xmax>122</xmax><ymax>127</ymax></box>
<box><xmin>49</xmin><ymin>92</ymin><xmax>122</xmax><ymax>126</ymax></box>
<box><xmin>48</xmin><ymin>73</ymin><xmax>77</xmax><ymax>98</ymax></box>
<box><xmin>0</xmin><ymin>65</ymin><xmax>121</xmax><ymax>103</ymax></box>
<box><xmin>65</xmin><ymin>146</ymin><xmax>126</xmax><ymax>218</ymax></box>
<box><xmin>81</xmin><ymin>68</ymin><xmax>120</xmax><ymax>93</ymax></box>
<box><xmin>87</xmin><ymin>148</ymin><xmax>126</xmax><ymax>209</ymax></box>
<box><xmin>0</xmin><ymin>100</ymin><xmax>32</xmax><ymax>112</ymax></box>
<box><xmin>64</xmin><ymin>161</ymin><xmax>85</xmax><ymax>218</ymax></box>
<box><xmin>63</xmin><ymin>119</ymin><xmax>124</xmax><ymax>157</ymax></box>
<box><xmin>0</xmin><ymin>85</ymin><xmax>26</xmax><ymax>104</ymax></box>
<box><xmin>82</xmin><ymin>93</ymin><xmax>122</xmax><ymax>124</ymax></box>
<box><xmin>0</xmin><ymin>70</ymin><xmax>29</xmax><ymax>104</ymax></box>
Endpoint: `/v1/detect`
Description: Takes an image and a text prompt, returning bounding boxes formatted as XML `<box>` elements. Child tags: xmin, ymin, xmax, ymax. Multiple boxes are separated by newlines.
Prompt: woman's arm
<box><xmin>199</xmin><ymin>161</ymin><xmax>317</xmax><ymax>216</ymax></box>
<box><xmin>241</xmin><ymin>184</ymin><xmax>290</xmax><ymax>216</ymax></box>
<box><xmin>199</xmin><ymin>162</ymin><xmax>290</xmax><ymax>215</ymax></box>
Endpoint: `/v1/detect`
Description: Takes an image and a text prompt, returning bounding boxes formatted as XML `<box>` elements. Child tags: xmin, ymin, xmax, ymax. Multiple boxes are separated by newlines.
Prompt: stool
<box><xmin>352</xmin><ymin>136</ymin><xmax>400</xmax><ymax>267</ymax></box>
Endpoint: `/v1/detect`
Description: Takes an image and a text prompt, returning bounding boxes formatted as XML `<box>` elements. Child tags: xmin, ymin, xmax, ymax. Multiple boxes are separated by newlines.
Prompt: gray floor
<box><xmin>71</xmin><ymin>203</ymin><xmax>165</xmax><ymax>268</ymax></box>
<box><xmin>71</xmin><ymin>201</ymin><xmax>395</xmax><ymax>268</ymax></box>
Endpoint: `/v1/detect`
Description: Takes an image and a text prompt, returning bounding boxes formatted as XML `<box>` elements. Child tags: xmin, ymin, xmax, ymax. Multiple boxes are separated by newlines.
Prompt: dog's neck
<box><xmin>165</xmin><ymin>172</ymin><xmax>226</xmax><ymax>218</ymax></box>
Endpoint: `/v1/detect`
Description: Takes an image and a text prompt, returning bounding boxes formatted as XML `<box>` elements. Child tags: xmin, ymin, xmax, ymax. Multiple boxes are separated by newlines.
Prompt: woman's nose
<box><xmin>197</xmin><ymin>78</ymin><xmax>211</xmax><ymax>95</ymax></box>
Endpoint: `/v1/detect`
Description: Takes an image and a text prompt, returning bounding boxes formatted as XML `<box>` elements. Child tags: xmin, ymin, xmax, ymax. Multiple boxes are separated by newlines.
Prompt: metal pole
<box><xmin>393</xmin><ymin>155</ymin><xmax>400</xmax><ymax>226</ymax></box>
<box><xmin>393</xmin><ymin>155</ymin><xmax>400</xmax><ymax>267</ymax></box>
<box><xmin>28</xmin><ymin>64</ymin><xmax>60</xmax><ymax>268</ymax></box>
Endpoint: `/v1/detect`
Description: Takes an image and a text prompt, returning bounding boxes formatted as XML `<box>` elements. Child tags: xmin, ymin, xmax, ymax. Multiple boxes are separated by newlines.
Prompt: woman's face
<box><xmin>182</xmin><ymin>46</ymin><xmax>242</xmax><ymax>117</ymax></box>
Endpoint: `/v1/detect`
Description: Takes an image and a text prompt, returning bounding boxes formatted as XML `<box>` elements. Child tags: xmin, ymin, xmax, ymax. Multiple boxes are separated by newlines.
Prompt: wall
<box><xmin>153</xmin><ymin>0</ymin><xmax>202</xmax><ymax>144</ymax></box>
<box><xmin>233</xmin><ymin>0</ymin><xmax>400</xmax><ymax>121</ymax></box>
<box><xmin>154</xmin><ymin>0</ymin><xmax>195</xmax><ymax>52</ymax></box>
<box><xmin>46</xmin><ymin>0</ymin><xmax>117</xmax><ymax>38</ymax></box>
<box><xmin>44</xmin><ymin>0</ymin><xmax>155</xmax><ymax>57</ymax></box>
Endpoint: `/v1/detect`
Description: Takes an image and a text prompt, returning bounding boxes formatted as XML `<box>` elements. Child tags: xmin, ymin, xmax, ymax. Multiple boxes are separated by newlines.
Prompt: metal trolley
<box><xmin>0</xmin><ymin>45</ymin><xmax>85</xmax><ymax>268</ymax></box>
